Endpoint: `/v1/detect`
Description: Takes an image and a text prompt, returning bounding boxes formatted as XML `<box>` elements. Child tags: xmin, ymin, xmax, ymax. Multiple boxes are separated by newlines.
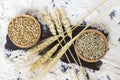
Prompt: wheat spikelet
<box><xmin>58</xmin><ymin>7</ymin><xmax>72</xmax><ymax>38</ymax></box>
<box><xmin>41</xmin><ymin>10</ymin><xmax>56</xmax><ymax>35</ymax></box>
<box><xmin>30</xmin><ymin>43</ymin><xmax>59</xmax><ymax>71</ymax></box>
<box><xmin>52</xmin><ymin>9</ymin><xmax>64</xmax><ymax>37</ymax></box>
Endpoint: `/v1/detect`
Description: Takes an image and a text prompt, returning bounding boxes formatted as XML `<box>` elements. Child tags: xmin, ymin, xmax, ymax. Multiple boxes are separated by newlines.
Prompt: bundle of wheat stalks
<box><xmin>27</xmin><ymin>8</ymin><xmax>72</xmax><ymax>69</ymax></box>
<box><xmin>25</xmin><ymin>7</ymin><xmax>90</xmax><ymax>80</ymax></box>
<box><xmin>25</xmin><ymin>4</ymin><xmax>108</xmax><ymax>79</ymax></box>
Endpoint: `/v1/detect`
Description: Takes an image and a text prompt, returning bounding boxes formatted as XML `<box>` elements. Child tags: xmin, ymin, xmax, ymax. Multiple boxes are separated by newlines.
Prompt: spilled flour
<box><xmin>0</xmin><ymin>0</ymin><xmax>120</xmax><ymax>80</ymax></box>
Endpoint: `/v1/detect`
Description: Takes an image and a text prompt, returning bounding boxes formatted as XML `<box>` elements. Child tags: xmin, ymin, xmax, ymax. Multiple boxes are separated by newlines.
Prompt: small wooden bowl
<box><xmin>75</xmin><ymin>29</ymin><xmax>108</xmax><ymax>62</ymax></box>
<box><xmin>8</xmin><ymin>15</ymin><xmax>41</xmax><ymax>48</ymax></box>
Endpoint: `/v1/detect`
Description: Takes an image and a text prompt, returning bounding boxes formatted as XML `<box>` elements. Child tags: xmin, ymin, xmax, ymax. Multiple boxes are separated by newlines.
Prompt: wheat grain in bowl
<box><xmin>75</xmin><ymin>29</ymin><xmax>108</xmax><ymax>62</ymax></box>
<box><xmin>8</xmin><ymin>15</ymin><xmax>41</xmax><ymax>48</ymax></box>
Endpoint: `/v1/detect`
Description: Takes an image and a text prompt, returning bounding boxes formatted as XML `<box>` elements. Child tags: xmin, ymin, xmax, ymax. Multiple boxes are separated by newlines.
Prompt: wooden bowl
<box><xmin>8</xmin><ymin>15</ymin><xmax>41</xmax><ymax>48</ymax></box>
<box><xmin>75</xmin><ymin>29</ymin><xmax>108</xmax><ymax>62</ymax></box>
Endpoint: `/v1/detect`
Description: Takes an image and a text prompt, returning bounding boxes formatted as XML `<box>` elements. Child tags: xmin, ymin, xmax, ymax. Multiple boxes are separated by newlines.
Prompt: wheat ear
<box><xmin>26</xmin><ymin>35</ymin><xmax>59</xmax><ymax>59</ymax></box>
<box><xmin>52</xmin><ymin>9</ymin><xmax>64</xmax><ymax>37</ymax></box>
<box><xmin>30</xmin><ymin>43</ymin><xmax>59</xmax><ymax>71</ymax></box>
<box><xmin>41</xmin><ymin>9</ymin><xmax>56</xmax><ymax>35</ymax></box>
<box><xmin>58</xmin><ymin>7</ymin><xmax>72</xmax><ymax>38</ymax></box>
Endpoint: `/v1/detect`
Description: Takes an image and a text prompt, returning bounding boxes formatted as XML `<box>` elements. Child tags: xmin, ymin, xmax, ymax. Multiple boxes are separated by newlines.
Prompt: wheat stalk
<box><xmin>57</xmin><ymin>8</ymin><xmax>80</xmax><ymax>79</ymax></box>
<box><xmin>53</xmin><ymin>9</ymin><xmax>79</xmax><ymax>80</ymax></box>
<box><xmin>56</xmin><ymin>7</ymin><xmax>86</xmax><ymax>79</ymax></box>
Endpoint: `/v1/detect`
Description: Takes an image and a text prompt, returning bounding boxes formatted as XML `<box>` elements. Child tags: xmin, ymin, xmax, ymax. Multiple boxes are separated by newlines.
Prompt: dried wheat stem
<box><xmin>73</xmin><ymin>43</ymin><xmax>86</xmax><ymax>76</ymax></box>
<box><xmin>57</xmin><ymin>39</ymin><xmax>79</xmax><ymax>80</ymax></box>
<box><xmin>64</xmin><ymin>53</ymin><xmax>79</xmax><ymax>80</ymax></box>
<box><xmin>63</xmin><ymin>40</ymin><xmax>87</xmax><ymax>79</ymax></box>
<box><xmin>41</xmin><ymin>10</ymin><xmax>56</xmax><ymax>35</ymax></box>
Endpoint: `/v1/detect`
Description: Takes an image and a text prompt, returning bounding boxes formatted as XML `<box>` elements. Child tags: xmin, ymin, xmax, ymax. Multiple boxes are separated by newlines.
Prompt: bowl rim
<box><xmin>74</xmin><ymin>29</ymin><xmax>108</xmax><ymax>62</ymax></box>
<box><xmin>8</xmin><ymin>14</ymin><xmax>41</xmax><ymax>48</ymax></box>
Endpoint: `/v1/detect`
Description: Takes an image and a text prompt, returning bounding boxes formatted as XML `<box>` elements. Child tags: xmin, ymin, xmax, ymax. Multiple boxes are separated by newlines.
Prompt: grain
<box><xmin>8</xmin><ymin>15</ymin><xmax>41</xmax><ymax>48</ymax></box>
<box><xmin>77</xmin><ymin>31</ymin><xmax>106</xmax><ymax>60</ymax></box>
